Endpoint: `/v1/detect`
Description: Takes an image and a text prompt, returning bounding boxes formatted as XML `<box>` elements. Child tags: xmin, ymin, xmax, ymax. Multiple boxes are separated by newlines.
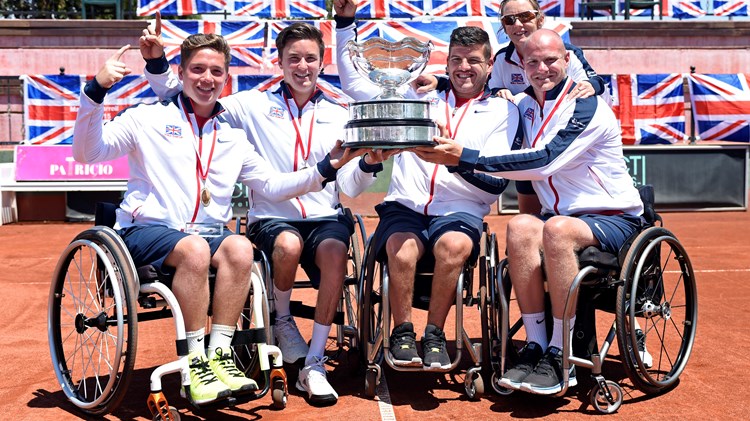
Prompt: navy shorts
<box><xmin>117</xmin><ymin>224</ymin><xmax>232</xmax><ymax>286</ymax></box>
<box><xmin>246</xmin><ymin>215</ymin><xmax>354</xmax><ymax>288</ymax></box>
<box><xmin>373</xmin><ymin>201</ymin><xmax>483</xmax><ymax>266</ymax></box>
<box><xmin>541</xmin><ymin>213</ymin><xmax>644</xmax><ymax>254</ymax></box>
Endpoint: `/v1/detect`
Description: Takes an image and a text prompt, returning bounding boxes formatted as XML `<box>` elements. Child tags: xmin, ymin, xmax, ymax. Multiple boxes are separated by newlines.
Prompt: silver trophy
<box><xmin>343</xmin><ymin>37</ymin><xmax>439</xmax><ymax>149</ymax></box>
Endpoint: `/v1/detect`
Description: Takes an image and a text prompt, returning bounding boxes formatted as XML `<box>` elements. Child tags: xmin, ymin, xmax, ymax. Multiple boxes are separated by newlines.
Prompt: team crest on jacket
<box><xmin>269</xmin><ymin>106</ymin><xmax>285</xmax><ymax>119</ymax></box>
<box><xmin>511</xmin><ymin>73</ymin><xmax>525</xmax><ymax>84</ymax></box>
<box><xmin>165</xmin><ymin>124</ymin><xmax>182</xmax><ymax>138</ymax></box>
<box><xmin>523</xmin><ymin>107</ymin><xmax>535</xmax><ymax>121</ymax></box>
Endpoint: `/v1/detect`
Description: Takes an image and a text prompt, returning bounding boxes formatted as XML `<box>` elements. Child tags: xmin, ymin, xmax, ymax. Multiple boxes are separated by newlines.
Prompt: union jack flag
<box><xmin>712</xmin><ymin>0</ymin><xmax>749</xmax><ymax>16</ymax></box>
<box><xmin>235</xmin><ymin>0</ymin><xmax>327</xmax><ymax>18</ymax></box>
<box><xmin>688</xmin><ymin>73</ymin><xmax>750</xmax><ymax>142</ymax></box>
<box><xmin>538</xmin><ymin>0</ymin><xmax>579</xmax><ymax>18</ymax></box>
<box><xmin>667</xmin><ymin>0</ymin><xmax>706</xmax><ymax>19</ymax></box>
<box><xmin>137</xmin><ymin>0</ymin><xmax>227</xmax><ymax>17</ymax></box>
<box><xmin>160</xmin><ymin>20</ymin><xmax>264</xmax><ymax>67</ymax></box>
<box><xmin>355</xmin><ymin>0</ymin><xmax>426</xmax><ymax>18</ymax></box>
<box><xmin>430</xmin><ymin>0</ymin><xmax>486</xmax><ymax>16</ymax></box>
<box><xmin>22</xmin><ymin>75</ymin><xmax>158</xmax><ymax>145</ymax></box>
<box><xmin>232</xmin><ymin>74</ymin><xmax>350</xmax><ymax>108</ymax></box>
<box><xmin>375</xmin><ymin>20</ymin><xmax>457</xmax><ymax>72</ymax></box>
<box><xmin>609</xmin><ymin>74</ymin><xmax>686</xmax><ymax>145</ymax></box>
<box><xmin>267</xmin><ymin>21</ymin><xmax>335</xmax><ymax>67</ymax></box>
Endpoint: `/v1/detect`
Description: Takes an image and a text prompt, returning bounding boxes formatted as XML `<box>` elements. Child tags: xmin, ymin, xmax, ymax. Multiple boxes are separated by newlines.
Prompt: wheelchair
<box><xmin>486</xmin><ymin>185</ymin><xmax>698</xmax><ymax>413</ymax></box>
<box><xmin>47</xmin><ymin>203</ymin><xmax>287</xmax><ymax>420</ymax></box>
<box><xmin>358</xmin><ymin>223</ymin><xmax>499</xmax><ymax>399</ymax></box>
<box><xmin>235</xmin><ymin>207</ymin><xmax>366</xmax><ymax>358</ymax></box>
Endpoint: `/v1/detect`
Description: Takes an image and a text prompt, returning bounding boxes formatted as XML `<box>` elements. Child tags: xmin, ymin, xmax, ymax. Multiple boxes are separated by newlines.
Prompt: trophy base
<box><xmin>341</xmin><ymin>139</ymin><xmax>436</xmax><ymax>149</ymax></box>
<box><xmin>344</xmin><ymin>118</ymin><xmax>439</xmax><ymax>150</ymax></box>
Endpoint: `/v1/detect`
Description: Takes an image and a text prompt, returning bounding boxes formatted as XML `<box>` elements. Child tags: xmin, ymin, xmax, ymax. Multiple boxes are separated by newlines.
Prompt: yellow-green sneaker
<box><xmin>186</xmin><ymin>351</ymin><xmax>232</xmax><ymax>405</ymax></box>
<box><xmin>210</xmin><ymin>348</ymin><xmax>258</xmax><ymax>395</ymax></box>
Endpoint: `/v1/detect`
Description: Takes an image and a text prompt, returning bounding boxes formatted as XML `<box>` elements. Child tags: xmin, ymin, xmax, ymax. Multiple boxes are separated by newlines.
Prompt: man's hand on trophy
<box><xmin>412</xmin><ymin>127</ymin><xmax>463</xmax><ymax>166</ymax></box>
<box><xmin>329</xmin><ymin>140</ymin><xmax>368</xmax><ymax>169</ymax></box>
<box><xmin>333</xmin><ymin>0</ymin><xmax>357</xmax><ymax>17</ymax></box>
<box><xmin>364</xmin><ymin>148</ymin><xmax>402</xmax><ymax>165</ymax></box>
<box><xmin>140</xmin><ymin>11</ymin><xmax>164</xmax><ymax>60</ymax></box>
<box><xmin>412</xmin><ymin>74</ymin><xmax>439</xmax><ymax>94</ymax></box>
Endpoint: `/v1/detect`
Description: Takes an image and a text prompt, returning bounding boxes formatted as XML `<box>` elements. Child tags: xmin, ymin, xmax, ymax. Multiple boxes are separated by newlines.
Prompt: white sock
<box><xmin>274</xmin><ymin>287</ymin><xmax>292</xmax><ymax>318</ymax></box>
<box><xmin>522</xmin><ymin>312</ymin><xmax>548</xmax><ymax>350</ymax></box>
<box><xmin>186</xmin><ymin>327</ymin><xmax>206</xmax><ymax>356</ymax></box>
<box><xmin>306</xmin><ymin>322</ymin><xmax>331</xmax><ymax>364</ymax></box>
<box><xmin>208</xmin><ymin>324</ymin><xmax>235</xmax><ymax>359</ymax></box>
<box><xmin>549</xmin><ymin>316</ymin><xmax>576</xmax><ymax>351</ymax></box>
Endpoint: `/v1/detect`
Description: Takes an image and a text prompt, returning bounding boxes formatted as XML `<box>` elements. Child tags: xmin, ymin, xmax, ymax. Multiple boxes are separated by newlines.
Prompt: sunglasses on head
<box><xmin>500</xmin><ymin>10</ymin><xmax>539</xmax><ymax>25</ymax></box>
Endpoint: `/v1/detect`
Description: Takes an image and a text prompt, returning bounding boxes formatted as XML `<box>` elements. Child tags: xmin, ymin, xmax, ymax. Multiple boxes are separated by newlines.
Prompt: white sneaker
<box><xmin>635</xmin><ymin>329</ymin><xmax>653</xmax><ymax>368</ymax></box>
<box><xmin>274</xmin><ymin>315</ymin><xmax>309</xmax><ymax>364</ymax></box>
<box><xmin>296</xmin><ymin>356</ymin><xmax>338</xmax><ymax>406</ymax></box>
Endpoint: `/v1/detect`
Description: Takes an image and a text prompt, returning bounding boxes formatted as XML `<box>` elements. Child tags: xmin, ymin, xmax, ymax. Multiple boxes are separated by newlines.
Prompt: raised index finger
<box><xmin>113</xmin><ymin>44</ymin><xmax>130</xmax><ymax>61</ymax></box>
<box><xmin>154</xmin><ymin>11</ymin><xmax>162</xmax><ymax>36</ymax></box>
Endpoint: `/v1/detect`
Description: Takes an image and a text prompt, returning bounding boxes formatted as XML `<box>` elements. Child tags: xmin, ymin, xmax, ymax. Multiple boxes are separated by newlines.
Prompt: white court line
<box><xmin>666</xmin><ymin>269</ymin><xmax>750</xmax><ymax>274</ymax></box>
<box><xmin>377</xmin><ymin>371</ymin><xmax>397</xmax><ymax>421</ymax></box>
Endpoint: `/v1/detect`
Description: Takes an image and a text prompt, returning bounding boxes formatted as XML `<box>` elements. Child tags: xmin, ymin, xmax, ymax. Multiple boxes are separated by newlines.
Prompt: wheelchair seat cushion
<box><xmin>578</xmin><ymin>246</ymin><xmax>619</xmax><ymax>270</ymax></box>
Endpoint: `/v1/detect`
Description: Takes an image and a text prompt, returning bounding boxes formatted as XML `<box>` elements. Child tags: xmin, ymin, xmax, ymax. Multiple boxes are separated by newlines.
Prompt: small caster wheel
<box><xmin>365</xmin><ymin>367</ymin><xmax>379</xmax><ymax>398</ymax></box>
<box><xmin>590</xmin><ymin>380</ymin><xmax>623</xmax><ymax>414</ymax></box>
<box><xmin>464</xmin><ymin>372</ymin><xmax>484</xmax><ymax>400</ymax></box>
<box><xmin>153</xmin><ymin>406</ymin><xmax>180</xmax><ymax>421</ymax></box>
<box><xmin>490</xmin><ymin>372</ymin><xmax>514</xmax><ymax>396</ymax></box>
<box><xmin>272</xmin><ymin>378</ymin><xmax>287</xmax><ymax>409</ymax></box>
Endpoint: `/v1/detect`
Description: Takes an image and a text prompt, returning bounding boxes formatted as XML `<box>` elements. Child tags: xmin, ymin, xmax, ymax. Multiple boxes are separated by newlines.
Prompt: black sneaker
<box><xmin>498</xmin><ymin>342</ymin><xmax>544</xmax><ymax>390</ymax></box>
<box><xmin>520</xmin><ymin>346</ymin><xmax>577</xmax><ymax>395</ymax></box>
<box><xmin>422</xmin><ymin>324</ymin><xmax>450</xmax><ymax>370</ymax></box>
<box><xmin>390</xmin><ymin>322</ymin><xmax>422</xmax><ymax>367</ymax></box>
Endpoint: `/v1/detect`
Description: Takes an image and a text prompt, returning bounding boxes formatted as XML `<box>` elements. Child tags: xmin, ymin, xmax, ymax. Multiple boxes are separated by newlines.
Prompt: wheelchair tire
<box><xmin>233</xmin><ymin>261</ymin><xmax>270</xmax><ymax>380</ymax></box>
<box><xmin>478</xmin><ymin>232</ymin><xmax>500</xmax><ymax>391</ymax></box>
<box><xmin>343</xmin><ymin>212</ymin><xmax>366</xmax><ymax>350</ymax></box>
<box><xmin>615</xmin><ymin>227</ymin><xmax>698</xmax><ymax>395</ymax></box>
<box><xmin>48</xmin><ymin>226</ymin><xmax>139</xmax><ymax>416</ymax></box>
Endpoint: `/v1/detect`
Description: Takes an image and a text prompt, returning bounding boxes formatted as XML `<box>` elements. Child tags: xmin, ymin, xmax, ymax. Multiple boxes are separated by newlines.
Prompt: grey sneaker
<box><xmin>390</xmin><ymin>322</ymin><xmax>422</xmax><ymax>367</ymax></box>
<box><xmin>498</xmin><ymin>342</ymin><xmax>544</xmax><ymax>390</ymax></box>
<box><xmin>274</xmin><ymin>315</ymin><xmax>309</xmax><ymax>364</ymax></box>
<box><xmin>520</xmin><ymin>346</ymin><xmax>577</xmax><ymax>395</ymax></box>
<box><xmin>422</xmin><ymin>324</ymin><xmax>450</xmax><ymax>370</ymax></box>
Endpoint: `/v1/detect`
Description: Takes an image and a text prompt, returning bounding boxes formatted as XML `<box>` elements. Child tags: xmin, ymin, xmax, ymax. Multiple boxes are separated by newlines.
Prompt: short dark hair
<box><xmin>180</xmin><ymin>33</ymin><xmax>231</xmax><ymax>70</ymax></box>
<box><xmin>449</xmin><ymin>26</ymin><xmax>492</xmax><ymax>60</ymax></box>
<box><xmin>275</xmin><ymin>22</ymin><xmax>325</xmax><ymax>60</ymax></box>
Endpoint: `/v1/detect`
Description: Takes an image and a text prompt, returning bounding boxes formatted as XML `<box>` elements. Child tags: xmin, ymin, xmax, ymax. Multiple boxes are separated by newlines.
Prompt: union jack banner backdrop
<box><xmin>538</xmin><ymin>0</ymin><xmax>580</xmax><ymax>18</ymax></box>
<box><xmin>688</xmin><ymin>73</ymin><xmax>750</xmax><ymax>142</ymax></box>
<box><xmin>137</xmin><ymin>0</ymin><xmax>227</xmax><ymax>17</ymax></box>
<box><xmin>609</xmin><ymin>74</ymin><xmax>686</xmax><ymax>145</ymax></box>
<box><xmin>22</xmin><ymin>75</ymin><xmax>158</xmax><ymax>145</ymax></box>
<box><xmin>667</xmin><ymin>0</ymin><xmax>706</xmax><ymax>19</ymax></box>
<box><xmin>160</xmin><ymin>20</ymin><xmax>264</xmax><ymax>67</ymax></box>
<box><xmin>712</xmin><ymin>0</ymin><xmax>749</xmax><ymax>17</ymax></box>
<box><xmin>354</xmin><ymin>0</ymin><xmax>425</xmax><ymax>18</ymax></box>
<box><xmin>430</xmin><ymin>0</ymin><xmax>492</xmax><ymax>16</ymax></box>
<box><xmin>235</xmin><ymin>0</ymin><xmax>327</xmax><ymax>18</ymax></box>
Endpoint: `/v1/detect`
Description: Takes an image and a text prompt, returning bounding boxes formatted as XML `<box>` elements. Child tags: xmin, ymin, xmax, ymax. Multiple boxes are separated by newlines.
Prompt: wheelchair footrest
<box><xmin>289</xmin><ymin>301</ymin><xmax>345</xmax><ymax>326</ymax></box>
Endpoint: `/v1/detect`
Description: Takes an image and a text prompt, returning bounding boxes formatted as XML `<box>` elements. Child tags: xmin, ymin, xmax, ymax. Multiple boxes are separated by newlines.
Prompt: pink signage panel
<box><xmin>14</xmin><ymin>145</ymin><xmax>129</xmax><ymax>181</ymax></box>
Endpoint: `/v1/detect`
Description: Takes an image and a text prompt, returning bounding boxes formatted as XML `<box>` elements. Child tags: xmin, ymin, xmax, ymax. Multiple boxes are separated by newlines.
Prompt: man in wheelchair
<box><xmin>414</xmin><ymin>29</ymin><xmax>644</xmax><ymax>395</ymax></box>
<box><xmin>141</xmin><ymin>16</ymin><xmax>387</xmax><ymax>405</ymax></box>
<box><xmin>73</xmin><ymin>32</ymin><xmax>362</xmax><ymax>406</ymax></box>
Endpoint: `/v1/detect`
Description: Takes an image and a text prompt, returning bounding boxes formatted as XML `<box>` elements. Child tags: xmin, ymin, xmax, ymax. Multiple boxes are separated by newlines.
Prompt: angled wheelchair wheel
<box><xmin>234</xmin><ymin>256</ymin><xmax>272</xmax><ymax>379</ymax></box>
<box><xmin>478</xmin><ymin>232</ymin><xmax>500</xmax><ymax>390</ymax></box>
<box><xmin>342</xmin><ymin>211</ymin><xmax>366</xmax><ymax>350</ymax></box>
<box><xmin>358</xmin><ymin>236</ymin><xmax>384</xmax><ymax>368</ymax></box>
<box><xmin>616</xmin><ymin>227</ymin><xmax>697</xmax><ymax>394</ymax></box>
<box><xmin>48</xmin><ymin>226</ymin><xmax>139</xmax><ymax>416</ymax></box>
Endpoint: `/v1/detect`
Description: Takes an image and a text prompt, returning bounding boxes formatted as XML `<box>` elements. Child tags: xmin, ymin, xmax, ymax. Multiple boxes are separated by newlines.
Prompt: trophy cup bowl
<box><xmin>343</xmin><ymin>37</ymin><xmax>439</xmax><ymax>149</ymax></box>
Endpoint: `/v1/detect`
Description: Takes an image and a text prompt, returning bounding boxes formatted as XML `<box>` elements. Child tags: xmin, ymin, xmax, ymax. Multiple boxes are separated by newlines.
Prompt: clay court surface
<box><xmin>2</xmin><ymin>208</ymin><xmax>749</xmax><ymax>420</ymax></box>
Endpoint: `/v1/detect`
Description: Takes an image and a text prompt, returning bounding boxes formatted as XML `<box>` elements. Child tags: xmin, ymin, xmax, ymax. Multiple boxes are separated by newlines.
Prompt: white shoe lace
<box><xmin>302</xmin><ymin>356</ymin><xmax>336</xmax><ymax>396</ymax></box>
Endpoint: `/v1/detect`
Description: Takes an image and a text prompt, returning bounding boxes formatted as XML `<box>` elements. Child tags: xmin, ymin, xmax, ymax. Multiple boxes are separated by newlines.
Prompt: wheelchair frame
<box><xmin>358</xmin><ymin>223</ymin><xmax>498</xmax><ymax>399</ymax></box>
<box><xmin>48</xmin><ymin>218</ymin><xmax>287</xmax><ymax>419</ymax></box>
<box><xmin>488</xmin><ymin>185</ymin><xmax>698</xmax><ymax>413</ymax></box>
<box><xmin>235</xmin><ymin>207</ymin><xmax>366</xmax><ymax>359</ymax></box>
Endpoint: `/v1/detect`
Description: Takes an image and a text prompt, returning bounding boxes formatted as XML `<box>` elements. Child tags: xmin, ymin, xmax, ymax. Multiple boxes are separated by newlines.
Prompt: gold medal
<box><xmin>200</xmin><ymin>187</ymin><xmax>211</xmax><ymax>207</ymax></box>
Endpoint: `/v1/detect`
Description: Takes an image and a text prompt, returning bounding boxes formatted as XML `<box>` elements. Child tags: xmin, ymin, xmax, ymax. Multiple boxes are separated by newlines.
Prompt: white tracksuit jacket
<box><xmin>457</xmin><ymin>77</ymin><xmax>643</xmax><ymax>217</ymax></box>
<box><xmin>145</xmin><ymin>66</ymin><xmax>379</xmax><ymax>223</ymax></box>
<box><xmin>73</xmin><ymin>83</ymin><xmax>335</xmax><ymax>229</ymax></box>
<box><xmin>336</xmin><ymin>20</ymin><xmax>524</xmax><ymax>219</ymax></box>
